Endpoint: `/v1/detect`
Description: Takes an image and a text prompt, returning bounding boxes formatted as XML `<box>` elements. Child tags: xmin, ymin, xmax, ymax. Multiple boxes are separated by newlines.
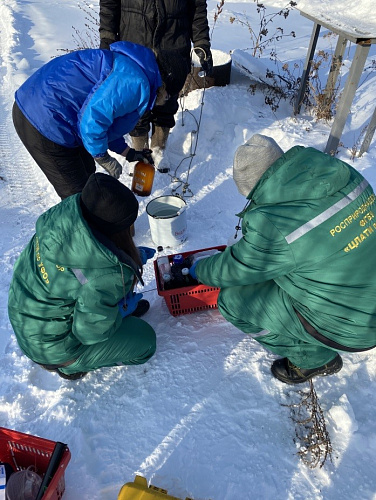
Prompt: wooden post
<box><xmin>358</xmin><ymin>106</ymin><xmax>376</xmax><ymax>156</ymax></box>
<box><xmin>294</xmin><ymin>23</ymin><xmax>321</xmax><ymax>115</ymax></box>
<box><xmin>325</xmin><ymin>41</ymin><xmax>371</xmax><ymax>155</ymax></box>
<box><xmin>322</xmin><ymin>35</ymin><xmax>347</xmax><ymax>110</ymax></box>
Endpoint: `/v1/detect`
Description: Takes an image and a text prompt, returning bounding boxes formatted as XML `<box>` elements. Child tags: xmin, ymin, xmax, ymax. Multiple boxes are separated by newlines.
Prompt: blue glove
<box><xmin>189</xmin><ymin>261</ymin><xmax>199</xmax><ymax>280</ymax></box>
<box><xmin>118</xmin><ymin>291</ymin><xmax>143</xmax><ymax>318</ymax></box>
<box><xmin>138</xmin><ymin>246</ymin><xmax>156</xmax><ymax>265</ymax></box>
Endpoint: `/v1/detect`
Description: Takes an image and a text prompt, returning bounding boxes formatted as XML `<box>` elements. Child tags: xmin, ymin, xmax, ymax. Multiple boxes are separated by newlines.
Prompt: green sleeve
<box><xmin>72</xmin><ymin>269</ymin><xmax>133</xmax><ymax>345</ymax></box>
<box><xmin>195</xmin><ymin>211</ymin><xmax>295</xmax><ymax>287</ymax></box>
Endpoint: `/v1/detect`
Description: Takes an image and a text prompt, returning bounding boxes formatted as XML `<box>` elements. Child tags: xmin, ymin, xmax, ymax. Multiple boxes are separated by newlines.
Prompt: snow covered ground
<box><xmin>0</xmin><ymin>1</ymin><xmax>375</xmax><ymax>499</ymax></box>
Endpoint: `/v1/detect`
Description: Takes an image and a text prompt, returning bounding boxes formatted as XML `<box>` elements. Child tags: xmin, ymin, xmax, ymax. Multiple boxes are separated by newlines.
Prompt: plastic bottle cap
<box><xmin>163</xmin><ymin>274</ymin><xmax>171</xmax><ymax>282</ymax></box>
<box><xmin>181</xmin><ymin>268</ymin><xmax>190</xmax><ymax>275</ymax></box>
<box><xmin>173</xmin><ymin>254</ymin><xmax>184</xmax><ymax>265</ymax></box>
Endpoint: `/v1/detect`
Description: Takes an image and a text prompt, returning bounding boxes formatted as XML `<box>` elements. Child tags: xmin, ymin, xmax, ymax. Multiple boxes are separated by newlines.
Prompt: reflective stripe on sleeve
<box><xmin>71</xmin><ymin>268</ymin><xmax>88</xmax><ymax>285</ymax></box>
<box><xmin>285</xmin><ymin>179</ymin><xmax>370</xmax><ymax>244</ymax></box>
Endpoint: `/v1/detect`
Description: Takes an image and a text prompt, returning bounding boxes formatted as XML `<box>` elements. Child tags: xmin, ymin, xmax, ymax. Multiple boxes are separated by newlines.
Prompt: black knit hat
<box><xmin>80</xmin><ymin>173</ymin><xmax>139</xmax><ymax>235</ymax></box>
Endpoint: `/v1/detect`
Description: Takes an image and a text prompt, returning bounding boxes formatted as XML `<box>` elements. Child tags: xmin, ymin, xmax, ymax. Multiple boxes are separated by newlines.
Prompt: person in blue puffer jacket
<box><xmin>13</xmin><ymin>41</ymin><xmax>168</xmax><ymax>199</ymax></box>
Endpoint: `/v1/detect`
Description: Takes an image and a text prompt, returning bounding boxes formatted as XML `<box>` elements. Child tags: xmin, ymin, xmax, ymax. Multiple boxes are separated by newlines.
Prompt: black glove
<box><xmin>94</xmin><ymin>152</ymin><xmax>122</xmax><ymax>179</ymax></box>
<box><xmin>126</xmin><ymin>148</ymin><xmax>154</xmax><ymax>165</ymax></box>
<box><xmin>194</xmin><ymin>46</ymin><xmax>214</xmax><ymax>76</ymax></box>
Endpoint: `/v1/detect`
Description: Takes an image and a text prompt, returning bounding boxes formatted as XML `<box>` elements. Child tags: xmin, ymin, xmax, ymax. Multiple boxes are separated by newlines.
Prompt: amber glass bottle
<box><xmin>131</xmin><ymin>161</ymin><xmax>155</xmax><ymax>197</ymax></box>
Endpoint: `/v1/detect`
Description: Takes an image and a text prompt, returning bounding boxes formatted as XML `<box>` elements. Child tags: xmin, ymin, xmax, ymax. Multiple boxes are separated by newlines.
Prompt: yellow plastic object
<box><xmin>117</xmin><ymin>475</ymin><xmax>194</xmax><ymax>500</ymax></box>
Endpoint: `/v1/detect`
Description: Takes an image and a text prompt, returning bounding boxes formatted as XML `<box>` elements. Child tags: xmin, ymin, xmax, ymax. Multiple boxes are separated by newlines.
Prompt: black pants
<box><xmin>12</xmin><ymin>102</ymin><xmax>96</xmax><ymax>199</ymax></box>
<box><xmin>130</xmin><ymin>94</ymin><xmax>180</xmax><ymax>137</ymax></box>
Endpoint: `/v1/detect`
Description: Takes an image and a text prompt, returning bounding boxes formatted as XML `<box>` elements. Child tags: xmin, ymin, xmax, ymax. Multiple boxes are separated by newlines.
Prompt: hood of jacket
<box><xmin>37</xmin><ymin>195</ymin><xmax>123</xmax><ymax>270</ymax></box>
<box><xmin>110</xmin><ymin>41</ymin><xmax>162</xmax><ymax>110</ymax></box>
<box><xmin>37</xmin><ymin>194</ymin><xmax>143</xmax><ymax>284</ymax></box>
<box><xmin>246</xmin><ymin>146</ymin><xmax>351</xmax><ymax>205</ymax></box>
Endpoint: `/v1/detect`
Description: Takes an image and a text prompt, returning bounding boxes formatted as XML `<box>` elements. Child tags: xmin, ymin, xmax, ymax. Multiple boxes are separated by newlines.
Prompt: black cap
<box><xmin>80</xmin><ymin>173</ymin><xmax>139</xmax><ymax>236</ymax></box>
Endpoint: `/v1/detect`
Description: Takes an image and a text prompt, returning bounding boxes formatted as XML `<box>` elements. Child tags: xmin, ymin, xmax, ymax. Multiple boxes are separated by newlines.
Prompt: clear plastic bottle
<box><xmin>131</xmin><ymin>161</ymin><xmax>155</xmax><ymax>197</ymax></box>
<box><xmin>156</xmin><ymin>256</ymin><xmax>172</xmax><ymax>289</ymax></box>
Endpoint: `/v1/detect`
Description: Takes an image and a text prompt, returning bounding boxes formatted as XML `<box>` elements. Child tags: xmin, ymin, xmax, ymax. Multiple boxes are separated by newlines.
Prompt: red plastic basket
<box><xmin>0</xmin><ymin>427</ymin><xmax>71</xmax><ymax>500</ymax></box>
<box><xmin>154</xmin><ymin>245</ymin><xmax>226</xmax><ymax>316</ymax></box>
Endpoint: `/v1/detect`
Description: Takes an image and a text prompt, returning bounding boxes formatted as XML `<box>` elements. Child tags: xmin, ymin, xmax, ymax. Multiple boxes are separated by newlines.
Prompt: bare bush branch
<box><xmin>283</xmin><ymin>380</ymin><xmax>333</xmax><ymax>469</ymax></box>
<box><xmin>58</xmin><ymin>0</ymin><xmax>99</xmax><ymax>53</ymax></box>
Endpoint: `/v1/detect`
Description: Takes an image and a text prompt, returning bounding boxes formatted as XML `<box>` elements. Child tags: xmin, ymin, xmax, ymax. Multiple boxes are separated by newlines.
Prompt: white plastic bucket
<box><xmin>146</xmin><ymin>195</ymin><xmax>187</xmax><ymax>247</ymax></box>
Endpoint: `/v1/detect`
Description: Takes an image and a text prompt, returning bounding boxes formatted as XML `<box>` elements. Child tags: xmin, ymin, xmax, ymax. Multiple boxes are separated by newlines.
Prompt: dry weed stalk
<box><xmin>58</xmin><ymin>0</ymin><xmax>99</xmax><ymax>53</ymax></box>
<box><xmin>229</xmin><ymin>1</ymin><xmax>296</xmax><ymax>58</ymax></box>
<box><xmin>283</xmin><ymin>380</ymin><xmax>333</xmax><ymax>469</ymax></box>
<box><xmin>211</xmin><ymin>0</ymin><xmax>226</xmax><ymax>40</ymax></box>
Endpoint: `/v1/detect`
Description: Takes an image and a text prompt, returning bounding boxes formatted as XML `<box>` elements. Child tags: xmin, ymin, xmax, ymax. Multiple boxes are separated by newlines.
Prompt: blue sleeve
<box><xmin>108</xmin><ymin>137</ymin><xmax>128</xmax><ymax>154</ymax></box>
<box><xmin>78</xmin><ymin>59</ymin><xmax>151</xmax><ymax>156</ymax></box>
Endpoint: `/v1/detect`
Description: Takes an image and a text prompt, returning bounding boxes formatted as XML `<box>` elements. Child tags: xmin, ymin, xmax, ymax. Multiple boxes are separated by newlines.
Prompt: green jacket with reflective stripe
<box><xmin>195</xmin><ymin>146</ymin><xmax>376</xmax><ymax>349</ymax></box>
<box><xmin>8</xmin><ymin>194</ymin><xmax>137</xmax><ymax>364</ymax></box>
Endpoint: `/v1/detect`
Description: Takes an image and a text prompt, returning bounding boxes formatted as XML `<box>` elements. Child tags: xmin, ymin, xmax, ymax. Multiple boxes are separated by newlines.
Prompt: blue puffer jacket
<box><xmin>15</xmin><ymin>41</ymin><xmax>162</xmax><ymax>156</ymax></box>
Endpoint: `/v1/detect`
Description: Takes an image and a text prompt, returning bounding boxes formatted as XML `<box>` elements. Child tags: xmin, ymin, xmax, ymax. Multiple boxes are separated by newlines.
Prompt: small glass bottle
<box><xmin>182</xmin><ymin>267</ymin><xmax>196</xmax><ymax>286</ymax></box>
<box><xmin>131</xmin><ymin>161</ymin><xmax>155</xmax><ymax>197</ymax></box>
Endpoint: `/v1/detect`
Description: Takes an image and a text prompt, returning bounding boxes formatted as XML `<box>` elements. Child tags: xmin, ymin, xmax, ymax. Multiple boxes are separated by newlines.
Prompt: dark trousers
<box><xmin>12</xmin><ymin>102</ymin><xmax>96</xmax><ymax>199</ymax></box>
<box><xmin>130</xmin><ymin>94</ymin><xmax>180</xmax><ymax>137</ymax></box>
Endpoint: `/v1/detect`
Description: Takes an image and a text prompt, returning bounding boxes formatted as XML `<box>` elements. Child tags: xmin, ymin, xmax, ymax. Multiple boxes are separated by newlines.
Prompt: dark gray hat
<box><xmin>233</xmin><ymin>134</ymin><xmax>284</xmax><ymax>196</ymax></box>
<box><xmin>80</xmin><ymin>173</ymin><xmax>139</xmax><ymax>235</ymax></box>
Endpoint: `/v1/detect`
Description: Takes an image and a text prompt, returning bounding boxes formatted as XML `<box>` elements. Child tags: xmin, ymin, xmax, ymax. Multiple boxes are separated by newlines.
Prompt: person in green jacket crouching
<box><xmin>189</xmin><ymin>134</ymin><xmax>376</xmax><ymax>384</ymax></box>
<box><xmin>8</xmin><ymin>173</ymin><xmax>156</xmax><ymax>380</ymax></box>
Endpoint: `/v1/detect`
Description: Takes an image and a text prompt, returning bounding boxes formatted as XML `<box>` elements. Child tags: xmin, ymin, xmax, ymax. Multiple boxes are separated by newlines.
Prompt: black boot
<box><xmin>56</xmin><ymin>370</ymin><xmax>88</xmax><ymax>380</ymax></box>
<box><xmin>271</xmin><ymin>354</ymin><xmax>343</xmax><ymax>385</ymax></box>
<box><xmin>131</xmin><ymin>299</ymin><xmax>150</xmax><ymax>318</ymax></box>
<box><xmin>39</xmin><ymin>361</ymin><xmax>87</xmax><ymax>380</ymax></box>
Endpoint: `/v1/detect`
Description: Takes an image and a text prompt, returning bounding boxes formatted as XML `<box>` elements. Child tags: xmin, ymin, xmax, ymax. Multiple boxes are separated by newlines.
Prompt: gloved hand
<box><xmin>189</xmin><ymin>261</ymin><xmax>199</xmax><ymax>280</ymax></box>
<box><xmin>138</xmin><ymin>246</ymin><xmax>156</xmax><ymax>265</ymax></box>
<box><xmin>94</xmin><ymin>152</ymin><xmax>122</xmax><ymax>179</ymax></box>
<box><xmin>194</xmin><ymin>46</ymin><xmax>214</xmax><ymax>76</ymax></box>
<box><xmin>126</xmin><ymin>148</ymin><xmax>154</xmax><ymax>165</ymax></box>
<box><xmin>118</xmin><ymin>291</ymin><xmax>143</xmax><ymax>318</ymax></box>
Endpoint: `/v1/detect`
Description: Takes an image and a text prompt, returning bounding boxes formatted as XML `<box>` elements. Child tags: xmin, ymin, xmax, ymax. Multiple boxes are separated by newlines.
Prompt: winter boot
<box><xmin>56</xmin><ymin>370</ymin><xmax>88</xmax><ymax>380</ymax></box>
<box><xmin>131</xmin><ymin>299</ymin><xmax>150</xmax><ymax>318</ymax></box>
<box><xmin>39</xmin><ymin>363</ymin><xmax>87</xmax><ymax>380</ymax></box>
<box><xmin>271</xmin><ymin>354</ymin><xmax>343</xmax><ymax>385</ymax></box>
<box><xmin>150</xmin><ymin>126</ymin><xmax>170</xmax><ymax>150</ymax></box>
<box><xmin>131</xmin><ymin>135</ymin><xmax>149</xmax><ymax>151</ymax></box>
<box><xmin>150</xmin><ymin>127</ymin><xmax>171</xmax><ymax>173</ymax></box>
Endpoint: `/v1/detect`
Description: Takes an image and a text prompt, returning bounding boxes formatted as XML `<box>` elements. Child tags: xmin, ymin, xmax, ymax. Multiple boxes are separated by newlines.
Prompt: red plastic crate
<box><xmin>0</xmin><ymin>427</ymin><xmax>71</xmax><ymax>500</ymax></box>
<box><xmin>154</xmin><ymin>245</ymin><xmax>226</xmax><ymax>316</ymax></box>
